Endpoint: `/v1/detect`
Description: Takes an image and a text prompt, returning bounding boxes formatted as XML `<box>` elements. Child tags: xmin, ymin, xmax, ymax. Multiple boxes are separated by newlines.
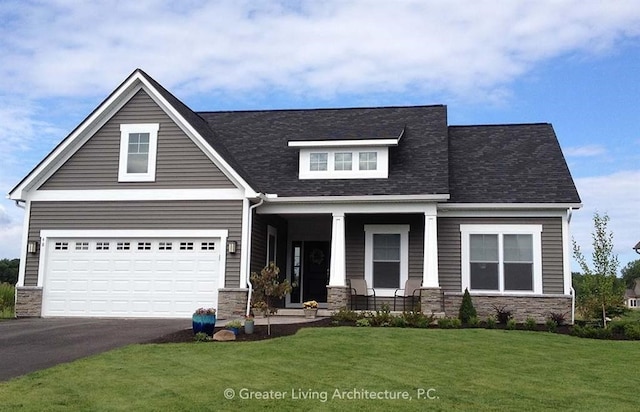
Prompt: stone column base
<box><xmin>420</xmin><ymin>287</ymin><xmax>444</xmax><ymax>314</ymax></box>
<box><xmin>15</xmin><ymin>287</ymin><xmax>43</xmax><ymax>317</ymax></box>
<box><xmin>217</xmin><ymin>288</ymin><xmax>248</xmax><ymax>319</ymax></box>
<box><xmin>327</xmin><ymin>286</ymin><xmax>350</xmax><ymax>311</ymax></box>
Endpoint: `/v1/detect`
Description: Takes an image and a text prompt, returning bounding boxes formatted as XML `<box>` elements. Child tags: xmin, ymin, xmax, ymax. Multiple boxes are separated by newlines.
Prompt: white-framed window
<box><xmin>309</xmin><ymin>153</ymin><xmax>328</xmax><ymax>171</ymax></box>
<box><xmin>334</xmin><ymin>152</ymin><xmax>353</xmax><ymax>171</ymax></box>
<box><xmin>298</xmin><ymin>147</ymin><xmax>388</xmax><ymax>179</ymax></box>
<box><xmin>359</xmin><ymin>152</ymin><xmax>377</xmax><ymax>170</ymax></box>
<box><xmin>364</xmin><ymin>225</ymin><xmax>409</xmax><ymax>297</ymax></box>
<box><xmin>118</xmin><ymin>123</ymin><xmax>159</xmax><ymax>182</ymax></box>
<box><xmin>267</xmin><ymin>225</ymin><xmax>277</xmax><ymax>265</ymax></box>
<box><xmin>460</xmin><ymin>224</ymin><xmax>543</xmax><ymax>294</ymax></box>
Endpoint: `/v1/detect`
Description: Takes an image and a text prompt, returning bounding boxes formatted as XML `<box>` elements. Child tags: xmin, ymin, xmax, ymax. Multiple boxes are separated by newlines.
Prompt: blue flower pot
<box><xmin>192</xmin><ymin>314</ymin><xmax>216</xmax><ymax>336</ymax></box>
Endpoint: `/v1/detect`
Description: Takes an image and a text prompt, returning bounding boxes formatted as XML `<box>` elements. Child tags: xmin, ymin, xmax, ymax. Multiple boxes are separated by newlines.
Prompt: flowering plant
<box><xmin>303</xmin><ymin>300</ymin><xmax>318</xmax><ymax>309</ymax></box>
<box><xmin>194</xmin><ymin>307</ymin><xmax>216</xmax><ymax>315</ymax></box>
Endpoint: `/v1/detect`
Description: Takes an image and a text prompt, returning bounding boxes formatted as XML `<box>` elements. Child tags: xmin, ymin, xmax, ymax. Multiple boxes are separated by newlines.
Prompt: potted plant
<box><xmin>225</xmin><ymin>320</ymin><xmax>242</xmax><ymax>335</ymax></box>
<box><xmin>192</xmin><ymin>308</ymin><xmax>216</xmax><ymax>336</ymax></box>
<box><xmin>303</xmin><ymin>300</ymin><xmax>319</xmax><ymax>318</ymax></box>
<box><xmin>244</xmin><ymin>314</ymin><xmax>255</xmax><ymax>334</ymax></box>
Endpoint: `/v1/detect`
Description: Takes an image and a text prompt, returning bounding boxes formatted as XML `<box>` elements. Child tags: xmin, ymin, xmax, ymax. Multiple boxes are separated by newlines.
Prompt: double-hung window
<box><xmin>461</xmin><ymin>225</ymin><xmax>542</xmax><ymax>294</ymax></box>
<box><xmin>118</xmin><ymin>123</ymin><xmax>159</xmax><ymax>182</ymax></box>
<box><xmin>364</xmin><ymin>225</ymin><xmax>409</xmax><ymax>296</ymax></box>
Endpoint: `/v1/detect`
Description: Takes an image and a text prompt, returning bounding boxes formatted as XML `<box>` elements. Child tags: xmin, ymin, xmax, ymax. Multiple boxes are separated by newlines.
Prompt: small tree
<box><xmin>458</xmin><ymin>288</ymin><xmax>477</xmax><ymax>324</ymax></box>
<box><xmin>621</xmin><ymin>259</ymin><xmax>640</xmax><ymax>289</ymax></box>
<box><xmin>250</xmin><ymin>262</ymin><xmax>292</xmax><ymax>335</ymax></box>
<box><xmin>572</xmin><ymin>212</ymin><xmax>624</xmax><ymax>324</ymax></box>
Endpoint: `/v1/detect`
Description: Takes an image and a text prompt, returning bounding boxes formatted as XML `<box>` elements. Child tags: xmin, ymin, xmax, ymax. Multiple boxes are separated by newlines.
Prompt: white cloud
<box><xmin>0</xmin><ymin>0</ymin><xmax>639</xmax><ymax>101</ymax></box>
<box><xmin>565</xmin><ymin>145</ymin><xmax>607</xmax><ymax>158</ymax></box>
<box><xmin>571</xmin><ymin>170</ymin><xmax>640</xmax><ymax>272</ymax></box>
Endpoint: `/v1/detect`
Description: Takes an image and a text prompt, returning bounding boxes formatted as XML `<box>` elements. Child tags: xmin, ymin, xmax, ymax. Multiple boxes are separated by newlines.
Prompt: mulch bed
<box><xmin>147</xmin><ymin>318</ymin><xmax>333</xmax><ymax>343</ymax></box>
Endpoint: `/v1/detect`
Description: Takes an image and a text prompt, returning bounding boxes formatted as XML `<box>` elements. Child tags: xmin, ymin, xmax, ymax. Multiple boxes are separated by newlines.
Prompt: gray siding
<box><xmin>25</xmin><ymin>200</ymin><xmax>243</xmax><ymax>288</ymax></box>
<box><xmin>345</xmin><ymin>214</ymin><xmax>424</xmax><ymax>282</ymax></box>
<box><xmin>437</xmin><ymin>217</ymin><xmax>565</xmax><ymax>294</ymax></box>
<box><xmin>250</xmin><ymin>213</ymin><xmax>288</xmax><ymax>276</ymax></box>
<box><xmin>40</xmin><ymin>90</ymin><xmax>235</xmax><ymax>190</ymax></box>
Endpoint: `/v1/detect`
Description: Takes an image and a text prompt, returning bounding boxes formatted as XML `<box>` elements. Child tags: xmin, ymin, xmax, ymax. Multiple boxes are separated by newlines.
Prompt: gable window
<box><xmin>118</xmin><ymin>123</ymin><xmax>159</xmax><ymax>182</ymax></box>
<box><xmin>461</xmin><ymin>225</ymin><xmax>542</xmax><ymax>294</ymax></box>
<box><xmin>309</xmin><ymin>153</ymin><xmax>328</xmax><ymax>171</ymax></box>
<box><xmin>359</xmin><ymin>152</ymin><xmax>377</xmax><ymax>170</ymax></box>
<box><xmin>364</xmin><ymin>225</ymin><xmax>409</xmax><ymax>296</ymax></box>
<box><xmin>334</xmin><ymin>152</ymin><xmax>353</xmax><ymax>171</ymax></box>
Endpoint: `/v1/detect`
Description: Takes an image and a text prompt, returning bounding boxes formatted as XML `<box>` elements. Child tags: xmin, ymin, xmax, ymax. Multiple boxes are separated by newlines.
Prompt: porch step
<box><xmin>276</xmin><ymin>309</ymin><xmax>333</xmax><ymax>317</ymax></box>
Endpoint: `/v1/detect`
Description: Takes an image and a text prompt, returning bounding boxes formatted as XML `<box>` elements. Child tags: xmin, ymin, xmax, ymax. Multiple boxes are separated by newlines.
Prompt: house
<box><xmin>625</xmin><ymin>278</ymin><xmax>640</xmax><ymax>309</ymax></box>
<box><xmin>8</xmin><ymin>69</ymin><xmax>582</xmax><ymax>322</ymax></box>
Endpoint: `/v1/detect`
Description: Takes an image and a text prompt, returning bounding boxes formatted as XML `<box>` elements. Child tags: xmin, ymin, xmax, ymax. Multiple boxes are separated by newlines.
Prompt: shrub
<box><xmin>0</xmin><ymin>282</ymin><xmax>15</xmax><ymax>319</ymax></box>
<box><xmin>458</xmin><ymin>288</ymin><xmax>477</xmax><ymax>324</ymax></box>
<box><xmin>468</xmin><ymin>316</ymin><xmax>479</xmax><ymax>328</ymax></box>
<box><xmin>492</xmin><ymin>305</ymin><xmax>513</xmax><ymax>324</ymax></box>
<box><xmin>524</xmin><ymin>317</ymin><xmax>537</xmax><ymax>331</ymax></box>
<box><xmin>571</xmin><ymin>325</ymin><xmax>612</xmax><ymax>340</ymax></box>
<box><xmin>193</xmin><ymin>332</ymin><xmax>210</xmax><ymax>342</ymax></box>
<box><xmin>401</xmin><ymin>311</ymin><xmax>433</xmax><ymax>328</ymax></box>
<box><xmin>506</xmin><ymin>319</ymin><xmax>517</xmax><ymax>330</ymax></box>
<box><xmin>485</xmin><ymin>316</ymin><xmax>496</xmax><ymax>329</ymax></box>
<box><xmin>623</xmin><ymin>323</ymin><xmax>640</xmax><ymax>340</ymax></box>
<box><xmin>546</xmin><ymin>319</ymin><xmax>558</xmax><ymax>333</ymax></box>
<box><xmin>438</xmin><ymin>317</ymin><xmax>452</xmax><ymax>329</ymax></box>
<box><xmin>356</xmin><ymin>318</ymin><xmax>371</xmax><ymax>327</ymax></box>
<box><xmin>331</xmin><ymin>308</ymin><xmax>359</xmax><ymax>323</ymax></box>
<box><xmin>392</xmin><ymin>316</ymin><xmax>407</xmax><ymax>328</ymax></box>
<box><xmin>548</xmin><ymin>312</ymin><xmax>567</xmax><ymax>326</ymax></box>
<box><xmin>451</xmin><ymin>318</ymin><xmax>462</xmax><ymax>329</ymax></box>
<box><xmin>369</xmin><ymin>304</ymin><xmax>394</xmax><ymax>327</ymax></box>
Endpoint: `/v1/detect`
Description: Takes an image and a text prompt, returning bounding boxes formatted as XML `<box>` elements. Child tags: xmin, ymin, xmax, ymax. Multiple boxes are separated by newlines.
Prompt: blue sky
<box><xmin>1</xmin><ymin>0</ymin><xmax>639</xmax><ymax>272</ymax></box>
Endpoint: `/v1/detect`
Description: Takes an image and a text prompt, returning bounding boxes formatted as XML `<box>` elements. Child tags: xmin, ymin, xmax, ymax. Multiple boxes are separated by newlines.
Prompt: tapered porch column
<box><xmin>329</xmin><ymin>212</ymin><xmax>346</xmax><ymax>286</ymax></box>
<box><xmin>422</xmin><ymin>214</ymin><xmax>439</xmax><ymax>288</ymax></box>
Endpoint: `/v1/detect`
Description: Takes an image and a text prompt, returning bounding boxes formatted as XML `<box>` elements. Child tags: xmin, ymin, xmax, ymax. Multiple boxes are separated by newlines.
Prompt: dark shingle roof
<box><xmin>447</xmin><ymin>124</ymin><xmax>581</xmax><ymax>203</ymax></box>
<box><xmin>198</xmin><ymin>106</ymin><xmax>450</xmax><ymax>197</ymax></box>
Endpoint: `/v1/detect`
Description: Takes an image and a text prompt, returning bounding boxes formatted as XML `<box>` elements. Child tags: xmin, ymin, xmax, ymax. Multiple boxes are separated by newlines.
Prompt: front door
<box><xmin>289</xmin><ymin>241</ymin><xmax>330</xmax><ymax>305</ymax></box>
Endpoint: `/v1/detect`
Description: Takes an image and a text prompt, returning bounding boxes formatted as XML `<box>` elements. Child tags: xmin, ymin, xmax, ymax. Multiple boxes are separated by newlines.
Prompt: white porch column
<box><xmin>423</xmin><ymin>213</ymin><xmax>440</xmax><ymax>288</ymax></box>
<box><xmin>329</xmin><ymin>212</ymin><xmax>346</xmax><ymax>286</ymax></box>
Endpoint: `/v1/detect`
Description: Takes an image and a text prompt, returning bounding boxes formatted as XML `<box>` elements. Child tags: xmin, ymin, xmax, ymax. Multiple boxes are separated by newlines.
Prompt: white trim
<box><xmin>17</xmin><ymin>201</ymin><xmax>31</xmax><ymax>287</ymax></box>
<box><xmin>258</xmin><ymin>201</ymin><xmax>439</xmax><ymax>215</ymax></box>
<box><xmin>364</xmin><ymin>224</ymin><xmax>410</xmax><ymax>297</ymax></box>
<box><xmin>562</xmin><ymin>210</ymin><xmax>572</xmax><ymax>295</ymax></box>
<box><xmin>298</xmin><ymin>148</ymin><xmax>389</xmax><ymax>179</ymax></box>
<box><xmin>118</xmin><ymin>123</ymin><xmax>159</xmax><ymax>182</ymax></box>
<box><xmin>25</xmin><ymin>188</ymin><xmax>246</xmax><ymax>202</ymax></box>
<box><xmin>460</xmin><ymin>224</ymin><xmax>543</xmax><ymax>295</ymax></box>
<box><xmin>439</xmin><ymin>203</ymin><xmax>582</xmax><ymax>212</ymax></box>
<box><xmin>288</xmin><ymin>138</ymin><xmax>400</xmax><ymax>148</ymax></box>
<box><xmin>263</xmin><ymin>194</ymin><xmax>449</xmax><ymax>203</ymax></box>
<box><xmin>239</xmin><ymin>198</ymin><xmax>250</xmax><ymax>288</ymax></box>
<box><xmin>38</xmin><ymin>229</ymin><xmax>229</xmax><ymax>290</ymax></box>
<box><xmin>266</xmin><ymin>225</ymin><xmax>277</xmax><ymax>265</ymax></box>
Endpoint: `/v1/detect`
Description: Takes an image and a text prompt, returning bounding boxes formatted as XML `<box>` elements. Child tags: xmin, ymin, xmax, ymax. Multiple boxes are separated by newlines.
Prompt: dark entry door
<box><xmin>303</xmin><ymin>241</ymin><xmax>330</xmax><ymax>303</ymax></box>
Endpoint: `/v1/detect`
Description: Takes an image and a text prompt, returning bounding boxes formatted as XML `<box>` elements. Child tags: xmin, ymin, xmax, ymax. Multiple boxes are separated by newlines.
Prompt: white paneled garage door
<box><xmin>41</xmin><ymin>233</ymin><xmax>224</xmax><ymax>318</ymax></box>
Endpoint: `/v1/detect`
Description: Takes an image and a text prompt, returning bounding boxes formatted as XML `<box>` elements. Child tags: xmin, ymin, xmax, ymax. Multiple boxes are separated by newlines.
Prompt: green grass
<box><xmin>0</xmin><ymin>328</ymin><xmax>638</xmax><ymax>411</ymax></box>
<box><xmin>0</xmin><ymin>283</ymin><xmax>14</xmax><ymax>319</ymax></box>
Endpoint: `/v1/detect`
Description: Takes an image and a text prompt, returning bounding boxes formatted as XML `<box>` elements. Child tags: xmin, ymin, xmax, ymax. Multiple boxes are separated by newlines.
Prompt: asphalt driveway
<box><xmin>0</xmin><ymin>318</ymin><xmax>190</xmax><ymax>382</ymax></box>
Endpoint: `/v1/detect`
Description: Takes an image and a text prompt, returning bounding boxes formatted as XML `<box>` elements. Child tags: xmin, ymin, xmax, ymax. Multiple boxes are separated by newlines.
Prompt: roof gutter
<box><xmin>245</xmin><ymin>194</ymin><xmax>265</xmax><ymax>317</ymax></box>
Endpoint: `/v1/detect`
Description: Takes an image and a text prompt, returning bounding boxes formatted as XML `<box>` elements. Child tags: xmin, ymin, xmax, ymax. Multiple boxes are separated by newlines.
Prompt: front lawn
<box><xmin>0</xmin><ymin>327</ymin><xmax>637</xmax><ymax>411</ymax></box>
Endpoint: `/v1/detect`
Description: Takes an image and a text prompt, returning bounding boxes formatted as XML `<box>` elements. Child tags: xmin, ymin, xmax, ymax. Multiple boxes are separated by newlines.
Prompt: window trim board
<box><xmin>118</xmin><ymin>123</ymin><xmax>159</xmax><ymax>182</ymax></box>
<box><xmin>364</xmin><ymin>224</ymin><xmax>410</xmax><ymax>297</ymax></box>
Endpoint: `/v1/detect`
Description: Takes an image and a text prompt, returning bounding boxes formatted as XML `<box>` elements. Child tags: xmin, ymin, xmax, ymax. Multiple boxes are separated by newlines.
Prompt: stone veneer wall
<box><xmin>15</xmin><ymin>287</ymin><xmax>43</xmax><ymax>317</ymax></box>
<box><xmin>420</xmin><ymin>288</ymin><xmax>444</xmax><ymax>314</ymax></box>
<box><xmin>327</xmin><ymin>286</ymin><xmax>350</xmax><ymax>311</ymax></box>
<box><xmin>217</xmin><ymin>288</ymin><xmax>248</xmax><ymax>319</ymax></box>
<box><xmin>443</xmin><ymin>293</ymin><xmax>572</xmax><ymax>323</ymax></box>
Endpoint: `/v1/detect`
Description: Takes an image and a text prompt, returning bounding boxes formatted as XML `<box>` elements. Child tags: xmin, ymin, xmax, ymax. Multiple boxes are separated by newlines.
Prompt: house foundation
<box><xmin>443</xmin><ymin>293</ymin><xmax>572</xmax><ymax>323</ymax></box>
<box><xmin>420</xmin><ymin>287</ymin><xmax>444</xmax><ymax>314</ymax></box>
<box><xmin>15</xmin><ymin>287</ymin><xmax>43</xmax><ymax>317</ymax></box>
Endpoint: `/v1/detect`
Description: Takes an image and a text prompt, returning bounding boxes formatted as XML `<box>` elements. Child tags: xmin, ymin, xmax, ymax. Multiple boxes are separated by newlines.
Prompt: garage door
<box><xmin>42</xmin><ymin>236</ymin><xmax>222</xmax><ymax>318</ymax></box>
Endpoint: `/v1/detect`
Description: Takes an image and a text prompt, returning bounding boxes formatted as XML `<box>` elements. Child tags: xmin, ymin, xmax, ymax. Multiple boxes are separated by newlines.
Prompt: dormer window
<box><xmin>309</xmin><ymin>153</ymin><xmax>328</xmax><ymax>171</ymax></box>
<box><xmin>359</xmin><ymin>152</ymin><xmax>377</xmax><ymax>170</ymax></box>
<box><xmin>334</xmin><ymin>153</ymin><xmax>352</xmax><ymax>171</ymax></box>
<box><xmin>118</xmin><ymin>123</ymin><xmax>159</xmax><ymax>182</ymax></box>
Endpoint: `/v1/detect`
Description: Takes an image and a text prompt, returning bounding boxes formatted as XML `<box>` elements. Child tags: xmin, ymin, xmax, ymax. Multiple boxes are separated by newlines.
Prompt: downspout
<box><xmin>567</xmin><ymin>208</ymin><xmax>575</xmax><ymax>325</ymax></box>
<box><xmin>245</xmin><ymin>195</ymin><xmax>265</xmax><ymax>316</ymax></box>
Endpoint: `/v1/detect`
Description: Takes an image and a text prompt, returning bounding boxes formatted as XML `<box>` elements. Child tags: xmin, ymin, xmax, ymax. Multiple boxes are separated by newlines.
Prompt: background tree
<box><xmin>250</xmin><ymin>262</ymin><xmax>292</xmax><ymax>335</ymax></box>
<box><xmin>0</xmin><ymin>259</ymin><xmax>19</xmax><ymax>285</ymax></box>
<box><xmin>572</xmin><ymin>212</ymin><xmax>624</xmax><ymax>323</ymax></box>
<box><xmin>621</xmin><ymin>259</ymin><xmax>640</xmax><ymax>289</ymax></box>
